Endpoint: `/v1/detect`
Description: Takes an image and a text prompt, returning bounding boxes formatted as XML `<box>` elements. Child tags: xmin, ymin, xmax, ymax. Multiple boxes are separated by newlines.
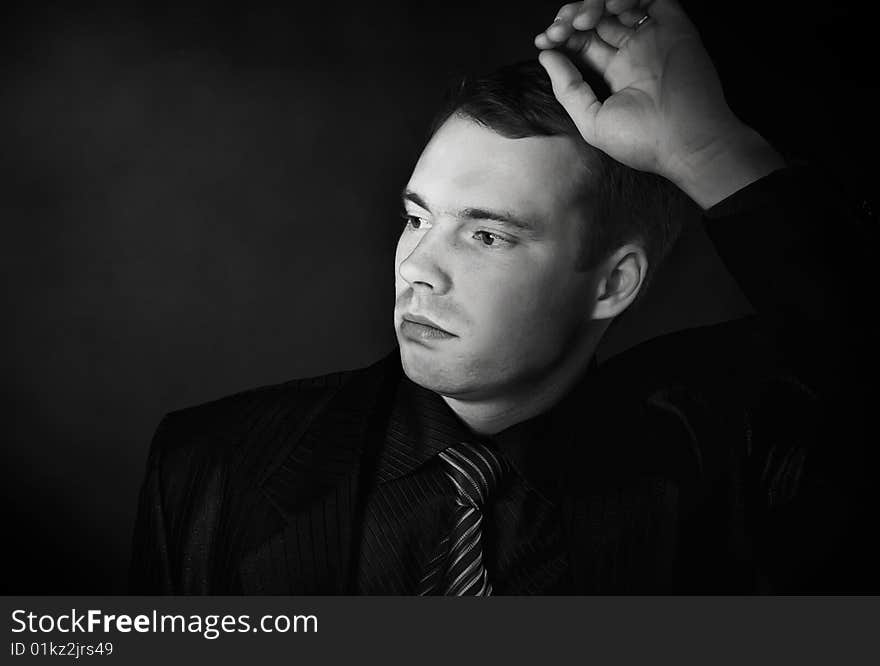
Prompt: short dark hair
<box><xmin>428</xmin><ymin>59</ymin><xmax>690</xmax><ymax>277</ymax></box>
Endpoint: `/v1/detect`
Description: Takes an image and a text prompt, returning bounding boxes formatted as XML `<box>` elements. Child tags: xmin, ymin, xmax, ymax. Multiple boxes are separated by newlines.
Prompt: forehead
<box><xmin>406</xmin><ymin>116</ymin><xmax>590</xmax><ymax>218</ymax></box>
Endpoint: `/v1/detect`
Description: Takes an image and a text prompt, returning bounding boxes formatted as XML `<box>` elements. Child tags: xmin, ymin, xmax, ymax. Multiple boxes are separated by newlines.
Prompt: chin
<box><xmin>399</xmin><ymin>343</ymin><xmax>516</xmax><ymax>400</ymax></box>
<box><xmin>399</xmin><ymin>344</ymin><xmax>442</xmax><ymax>384</ymax></box>
<box><xmin>399</xmin><ymin>345</ymin><xmax>466</xmax><ymax>396</ymax></box>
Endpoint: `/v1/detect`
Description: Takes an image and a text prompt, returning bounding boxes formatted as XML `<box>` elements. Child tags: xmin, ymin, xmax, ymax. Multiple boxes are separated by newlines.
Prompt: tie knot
<box><xmin>438</xmin><ymin>441</ymin><xmax>509</xmax><ymax>508</ymax></box>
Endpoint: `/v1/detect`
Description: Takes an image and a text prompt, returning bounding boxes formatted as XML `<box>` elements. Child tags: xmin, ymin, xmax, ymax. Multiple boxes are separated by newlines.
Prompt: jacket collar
<box><xmin>259</xmin><ymin>348</ymin><xmax>401</xmax><ymax>521</ymax></box>
<box><xmin>257</xmin><ymin>345</ymin><xmax>593</xmax><ymax>517</ymax></box>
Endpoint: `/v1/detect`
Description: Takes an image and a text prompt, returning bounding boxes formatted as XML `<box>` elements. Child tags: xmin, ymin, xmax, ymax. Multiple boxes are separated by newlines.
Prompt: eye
<box><xmin>473</xmin><ymin>230</ymin><xmax>511</xmax><ymax>247</ymax></box>
<box><xmin>400</xmin><ymin>212</ymin><xmax>428</xmax><ymax>230</ymax></box>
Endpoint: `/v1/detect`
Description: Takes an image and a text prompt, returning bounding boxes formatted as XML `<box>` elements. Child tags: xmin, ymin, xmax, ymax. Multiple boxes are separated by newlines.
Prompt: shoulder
<box><xmin>144</xmin><ymin>350</ymin><xmax>399</xmax><ymax>493</ymax></box>
<box><xmin>156</xmin><ymin>368</ymin><xmax>348</xmax><ymax>446</ymax></box>
<box><xmin>596</xmin><ymin>320</ymin><xmax>822</xmax><ymax>473</ymax></box>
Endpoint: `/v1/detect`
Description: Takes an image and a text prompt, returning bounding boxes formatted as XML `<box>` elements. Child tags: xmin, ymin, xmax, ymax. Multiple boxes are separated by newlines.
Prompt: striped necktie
<box><xmin>417</xmin><ymin>440</ymin><xmax>509</xmax><ymax>596</ymax></box>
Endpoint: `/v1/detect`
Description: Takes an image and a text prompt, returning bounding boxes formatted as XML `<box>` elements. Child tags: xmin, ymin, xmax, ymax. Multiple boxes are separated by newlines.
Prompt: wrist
<box><xmin>663</xmin><ymin>122</ymin><xmax>786</xmax><ymax>210</ymax></box>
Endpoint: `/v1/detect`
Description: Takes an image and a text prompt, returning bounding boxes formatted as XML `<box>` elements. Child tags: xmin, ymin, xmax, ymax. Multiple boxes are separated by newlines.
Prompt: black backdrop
<box><xmin>2</xmin><ymin>1</ymin><xmax>877</xmax><ymax>593</ymax></box>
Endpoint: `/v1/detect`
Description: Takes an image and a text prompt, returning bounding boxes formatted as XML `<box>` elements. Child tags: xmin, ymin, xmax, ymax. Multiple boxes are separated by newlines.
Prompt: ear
<box><xmin>590</xmin><ymin>244</ymin><xmax>648</xmax><ymax>321</ymax></box>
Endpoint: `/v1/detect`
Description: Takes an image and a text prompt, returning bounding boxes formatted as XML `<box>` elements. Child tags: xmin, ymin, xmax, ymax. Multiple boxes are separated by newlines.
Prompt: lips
<box><xmin>403</xmin><ymin>313</ymin><xmax>453</xmax><ymax>335</ymax></box>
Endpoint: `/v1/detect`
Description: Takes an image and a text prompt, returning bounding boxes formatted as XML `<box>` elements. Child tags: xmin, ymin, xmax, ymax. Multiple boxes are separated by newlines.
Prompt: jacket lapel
<box><xmin>243</xmin><ymin>348</ymin><xmax>401</xmax><ymax>593</ymax></box>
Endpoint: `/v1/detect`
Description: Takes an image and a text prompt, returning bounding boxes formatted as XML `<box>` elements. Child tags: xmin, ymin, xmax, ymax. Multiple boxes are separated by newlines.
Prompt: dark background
<box><xmin>2</xmin><ymin>1</ymin><xmax>877</xmax><ymax>593</ymax></box>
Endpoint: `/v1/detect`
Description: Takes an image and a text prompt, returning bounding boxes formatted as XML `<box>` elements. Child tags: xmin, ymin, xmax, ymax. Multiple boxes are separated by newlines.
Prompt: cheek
<box><xmin>468</xmin><ymin>268</ymin><xmax>564</xmax><ymax>339</ymax></box>
<box><xmin>480</xmin><ymin>256</ymin><xmax>590</xmax><ymax>343</ymax></box>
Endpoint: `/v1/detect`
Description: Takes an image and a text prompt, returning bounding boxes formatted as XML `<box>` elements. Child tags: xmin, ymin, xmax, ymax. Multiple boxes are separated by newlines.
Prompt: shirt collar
<box><xmin>375</xmin><ymin>372</ymin><xmax>473</xmax><ymax>484</ymax></box>
<box><xmin>377</xmin><ymin>356</ymin><xmax>599</xmax><ymax>505</ymax></box>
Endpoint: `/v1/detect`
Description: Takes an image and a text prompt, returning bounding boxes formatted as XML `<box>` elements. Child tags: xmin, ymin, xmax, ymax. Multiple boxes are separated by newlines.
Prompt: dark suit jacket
<box><xmin>129</xmin><ymin>168</ymin><xmax>874</xmax><ymax>593</ymax></box>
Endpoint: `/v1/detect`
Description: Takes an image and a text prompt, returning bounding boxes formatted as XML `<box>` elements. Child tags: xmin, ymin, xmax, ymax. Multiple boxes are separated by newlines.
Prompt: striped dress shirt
<box><xmin>354</xmin><ymin>369</ymin><xmax>593</xmax><ymax>594</ymax></box>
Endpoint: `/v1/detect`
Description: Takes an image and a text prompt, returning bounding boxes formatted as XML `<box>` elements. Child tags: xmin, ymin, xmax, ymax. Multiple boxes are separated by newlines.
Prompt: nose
<box><xmin>396</xmin><ymin>226</ymin><xmax>452</xmax><ymax>295</ymax></box>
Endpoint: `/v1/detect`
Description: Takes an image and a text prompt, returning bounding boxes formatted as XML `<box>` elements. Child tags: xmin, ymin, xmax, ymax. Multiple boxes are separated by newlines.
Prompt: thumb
<box><xmin>538</xmin><ymin>50</ymin><xmax>600</xmax><ymax>146</ymax></box>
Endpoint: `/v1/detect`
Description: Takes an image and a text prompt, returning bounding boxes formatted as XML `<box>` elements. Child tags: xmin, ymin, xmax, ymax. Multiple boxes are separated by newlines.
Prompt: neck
<box><xmin>441</xmin><ymin>324</ymin><xmax>606</xmax><ymax>436</ymax></box>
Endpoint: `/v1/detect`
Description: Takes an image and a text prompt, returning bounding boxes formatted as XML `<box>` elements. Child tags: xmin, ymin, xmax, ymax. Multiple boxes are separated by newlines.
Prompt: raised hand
<box><xmin>535</xmin><ymin>0</ymin><xmax>784</xmax><ymax>208</ymax></box>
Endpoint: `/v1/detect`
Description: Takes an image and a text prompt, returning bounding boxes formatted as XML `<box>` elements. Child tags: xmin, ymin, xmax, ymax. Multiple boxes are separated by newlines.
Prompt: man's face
<box><xmin>394</xmin><ymin>115</ymin><xmax>599</xmax><ymax>400</ymax></box>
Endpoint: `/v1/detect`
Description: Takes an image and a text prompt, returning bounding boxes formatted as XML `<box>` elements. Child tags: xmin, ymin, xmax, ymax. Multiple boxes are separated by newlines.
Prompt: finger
<box><xmin>564</xmin><ymin>29</ymin><xmax>591</xmax><ymax>53</ymax></box>
<box><xmin>605</xmin><ymin>0</ymin><xmax>640</xmax><ymax>14</ymax></box>
<box><xmin>537</xmin><ymin>50</ymin><xmax>601</xmax><ymax>145</ymax></box>
<box><xmin>543</xmin><ymin>3</ymin><xmax>582</xmax><ymax>43</ymax></box>
<box><xmin>577</xmin><ymin>30</ymin><xmax>616</xmax><ymax>75</ymax></box>
<box><xmin>595</xmin><ymin>16</ymin><xmax>634</xmax><ymax>49</ymax></box>
<box><xmin>572</xmin><ymin>0</ymin><xmax>605</xmax><ymax>31</ymax></box>
<box><xmin>535</xmin><ymin>32</ymin><xmax>555</xmax><ymax>49</ymax></box>
<box><xmin>560</xmin><ymin>27</ymin><xmax>612</xmax><ymax>68</ymax></box>
<box><xmin>536</xmin><ymin>27</ymin><xmax>575</xmax><ymax>50</ymax></box>
<box><xmin>618</xmin><ymin>9</ymin><xmax>647</xmax><ymax>27</ymax></box>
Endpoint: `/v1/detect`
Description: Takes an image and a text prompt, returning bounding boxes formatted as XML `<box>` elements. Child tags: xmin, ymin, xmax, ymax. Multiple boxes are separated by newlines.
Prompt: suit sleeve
<box><xmin>128</xmin><ymin>416</ymin><xmax>176</xmax><ymax>594</ymax></box>
<box><xmin>703</xmin><ymin>165</ymin><xmax>873</xmax><ymax>386</ymax></box>
<box><xmin>703</xmin><ymin>166</ymin><xmax>876</xmax><ymax>591</ymax></box>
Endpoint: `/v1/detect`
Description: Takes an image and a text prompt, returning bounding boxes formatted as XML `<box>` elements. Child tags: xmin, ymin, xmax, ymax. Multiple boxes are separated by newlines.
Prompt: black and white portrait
<box><xmin>3</xmin><ymin>0</ymin><xmax>876</xmax><ymax>595</ymax></box>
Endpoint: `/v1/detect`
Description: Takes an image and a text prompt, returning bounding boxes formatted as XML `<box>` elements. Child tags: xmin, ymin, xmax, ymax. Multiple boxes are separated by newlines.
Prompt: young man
<box><xmin>130</xmin><ymin>0</ymin><xmax>869</xmax><ymax>593</ymax></box>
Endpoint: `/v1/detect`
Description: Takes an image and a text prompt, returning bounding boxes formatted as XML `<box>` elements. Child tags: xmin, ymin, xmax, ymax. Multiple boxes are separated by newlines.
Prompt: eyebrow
<box><xmin>401</xmin><ymin>188</ymin><xmax>542</xmax><ymax>237</ymax></box>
